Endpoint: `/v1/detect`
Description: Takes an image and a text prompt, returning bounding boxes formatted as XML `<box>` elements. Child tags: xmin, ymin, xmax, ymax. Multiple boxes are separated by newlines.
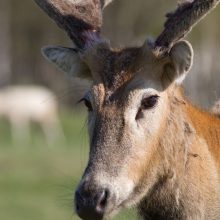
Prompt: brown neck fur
<box><xmin>186</xmin><ymin>100</ymin><xmax>220</xmax><ymax>168</ymax></box>
<box><xmin>138</xmin><ymin>86</ymin><xmax>220</xmax><ymax>220</ymax></box>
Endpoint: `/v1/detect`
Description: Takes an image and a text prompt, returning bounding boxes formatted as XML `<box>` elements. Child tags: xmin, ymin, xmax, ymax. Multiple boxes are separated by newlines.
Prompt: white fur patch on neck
<box><xmin>175</xmin><ymin>72</ymin><xmax>187</xmax><ymax>85</ymax></box>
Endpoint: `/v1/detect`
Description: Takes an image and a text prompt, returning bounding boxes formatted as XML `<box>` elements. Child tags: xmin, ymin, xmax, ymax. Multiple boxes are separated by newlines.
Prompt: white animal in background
<box><xmin>0</xmin><ymin>85</ymin><xmax>64</xmax><ymax>143</ymax></box>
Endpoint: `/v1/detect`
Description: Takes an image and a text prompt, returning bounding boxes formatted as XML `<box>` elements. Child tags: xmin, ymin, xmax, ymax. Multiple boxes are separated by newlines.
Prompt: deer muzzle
<box><xmin>75</xmin><ymin>179</ymin><xmax>116</xmax><ymax>220</ymax></box>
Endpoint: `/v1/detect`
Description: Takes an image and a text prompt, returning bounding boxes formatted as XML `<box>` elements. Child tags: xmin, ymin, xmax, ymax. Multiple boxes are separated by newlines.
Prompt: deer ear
<box><xmin>101</xmin><ymin>0</ymin><xmax>113</xmax><ymax>8</ymax></box>
<box><xmin>41</xmin><ymin>46</ymin><xmax>91</xmax><ymax>79</ymax></box>
<box><xmin>162</xmin><ymin>41</ymin><xmax>193</xmax><ymax>88</ymax></box>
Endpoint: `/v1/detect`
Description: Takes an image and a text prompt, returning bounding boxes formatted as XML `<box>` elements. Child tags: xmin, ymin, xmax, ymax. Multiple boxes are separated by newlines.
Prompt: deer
<box><xmin>0</xmin><ymin>85</ymin><xmax>64</xmax><ymax>143</ymax></box>
<box><xmin>33</xmin><ymin>0</ymin><xmax>220</xmax><ymax>219</ymax></box>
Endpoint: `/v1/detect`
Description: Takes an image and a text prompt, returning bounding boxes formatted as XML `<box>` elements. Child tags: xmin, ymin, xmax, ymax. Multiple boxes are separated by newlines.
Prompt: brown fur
<box><xmin>41</xmin><ymin>41</ymin><xmax>220</xmax><ymax>219</ymax></box>
<box><xmin>137</xmin><ymin>87</ymin><xmax>220</xmax><ymax>219</ymax></box>
<box><xmin>40</xmin><ymin>39</ymin><xmax>220</xmax><ymax>219</ymax></box>
<box><xmin>34</xmin><ymin>1</ymin><xmax>220</xmax><ymax>219</ymax></box>
<box><xmin>79</xmin><ymin>45</ymin><xmax>220</xmax><ymax>218</ymax></box>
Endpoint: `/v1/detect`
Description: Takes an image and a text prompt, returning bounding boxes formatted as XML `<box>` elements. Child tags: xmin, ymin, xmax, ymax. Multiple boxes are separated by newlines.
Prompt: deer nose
<box><xmin>75</xmin><ymin>186</ymin><xmax>110</xmax><ymax>220</ymax></box>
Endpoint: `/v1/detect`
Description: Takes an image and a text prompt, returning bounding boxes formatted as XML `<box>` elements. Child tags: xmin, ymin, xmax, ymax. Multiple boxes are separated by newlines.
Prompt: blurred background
<box><xmin>0</xmin><ymin>0</ymin><xmax>220</xmax><ymax>220</ymax></box>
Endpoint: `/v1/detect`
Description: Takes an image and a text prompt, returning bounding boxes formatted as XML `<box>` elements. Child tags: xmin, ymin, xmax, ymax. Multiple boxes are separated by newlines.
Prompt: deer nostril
<box><xmin>75</xmin><ymin>189</ymin><xmax>85</xmax><ymax>214</ymax></box>
<box><xmin>75</xmin><ymin>187</ymin><xmax>112</xmax><ymax>219</ymax></box>
<box><xmin>76</xmin><ymin>202</ymin><xmax>80</xmax><ymax>213</ymax></box>
<box><xmin>96</xmin><ymin>189</ymin><xmax>110</xmax><ymax>213</ymax></box>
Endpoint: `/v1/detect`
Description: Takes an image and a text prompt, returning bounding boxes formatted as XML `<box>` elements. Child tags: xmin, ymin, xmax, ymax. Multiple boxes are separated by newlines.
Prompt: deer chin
<box><xmin>104</xmin><ymin>187</ymin><xmax>146</xmax><ymax>219</ymax></box>
<box><xmin>101</xmin><ymin>178</ymin><xmax>151</xmax><ymax>219</ymax></box>
<box><xmin>106</xmin><ymin>175</ymin><xmax>157</xmax><ymax>218</ymax></box>
<box><xmin>97</xmin><ymin>176</ymin><xmax>137</xmax><ymax>219</ymax></box>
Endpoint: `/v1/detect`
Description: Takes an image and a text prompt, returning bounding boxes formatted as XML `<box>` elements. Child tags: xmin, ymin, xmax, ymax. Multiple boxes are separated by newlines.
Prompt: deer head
<box><xmin>34</xmin><ymin>0</ymin><xmax>219</xmax><ymax>219</ymax></box>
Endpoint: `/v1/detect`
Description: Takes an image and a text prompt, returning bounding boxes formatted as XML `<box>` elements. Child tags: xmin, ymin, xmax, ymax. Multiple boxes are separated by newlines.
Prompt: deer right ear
<box><xmin>101</xmin><ymin>0</ymin><xmax>113</xmax><ymax>8</ymax></box>
<box><xmin>41</xmin><ymin>46</ymin><xmax>91</xmax><ymax>79</ymax></box>
<box><xmin>161</xmin><ymin>41</ymin><xmax>193</xmax><ymax>88</ymax></box>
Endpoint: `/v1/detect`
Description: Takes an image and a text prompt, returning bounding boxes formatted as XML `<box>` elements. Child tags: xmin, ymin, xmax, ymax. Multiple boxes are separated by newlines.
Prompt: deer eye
<box><xmin>141</xmin><ymin>95</ymin><xmax>159</xmax><ymax>110</ymax></box>
<box><xmin>136</xmin><ymin>95</ymin><xmax>159</xmax><ymax>120</ymax></box>
<box><xmin>79</xmin><ymin>98</ymin><xmax>93</xmax><ymax>112</ymax></box>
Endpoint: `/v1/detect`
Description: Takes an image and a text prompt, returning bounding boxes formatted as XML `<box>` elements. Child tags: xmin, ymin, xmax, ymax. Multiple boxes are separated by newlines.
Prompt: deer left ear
<box><xmin>41</xmin><ymin>46</ymin><xmax>91</xmax><ymax>79</ymax></box>
<box><xmin>162</xmin><ymin>41</ymin><xmax>193</xmax><ymax>87</ymax></box>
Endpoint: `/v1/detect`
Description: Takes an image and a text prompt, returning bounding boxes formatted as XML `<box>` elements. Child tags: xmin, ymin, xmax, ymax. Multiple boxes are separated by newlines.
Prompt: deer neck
<box><xmin>185</xmin><ymin>99</ymin><xmax>220</xmax><ymax>170</ymax></box>
<box><xmin>138</xmin><ymin>87</ymin><xmax>208</xmax><ymax>220</ymax></box>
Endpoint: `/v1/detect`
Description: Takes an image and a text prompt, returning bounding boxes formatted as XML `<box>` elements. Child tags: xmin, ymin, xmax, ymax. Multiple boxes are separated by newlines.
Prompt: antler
<box><xmin>153</xmin><ymin>0</ymin><xmax>220</xmax><ymax>56</ymax></box>
<box><xmin>34</xmin><ymin>0</ymin><xmax>112</xmax><ymax>50</ymax></box>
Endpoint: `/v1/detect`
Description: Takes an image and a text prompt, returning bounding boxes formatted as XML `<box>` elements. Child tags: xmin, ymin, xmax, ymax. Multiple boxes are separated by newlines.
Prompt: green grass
<box><xmin>0</xmin><ymin>110</ymin><xmax>138</xmax><ymax>220</ymax></box>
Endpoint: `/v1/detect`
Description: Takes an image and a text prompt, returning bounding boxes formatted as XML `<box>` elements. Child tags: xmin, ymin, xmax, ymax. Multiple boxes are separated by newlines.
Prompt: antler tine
<box><xmin>153</xmin><ymin>0</ymin><xmax>220</xmax><ymax>56</ymax></box>
<box><xmin>34</xmin><ymin>0</ymin><xmax>108</xmax><ymax>50</ymax></box>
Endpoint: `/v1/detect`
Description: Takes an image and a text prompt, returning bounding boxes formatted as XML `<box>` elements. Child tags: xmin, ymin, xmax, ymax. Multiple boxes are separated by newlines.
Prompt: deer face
<box><xmin>43</xmin><ymin>40</ymin><xmax>193</xmax><ymax>219</ymax></box>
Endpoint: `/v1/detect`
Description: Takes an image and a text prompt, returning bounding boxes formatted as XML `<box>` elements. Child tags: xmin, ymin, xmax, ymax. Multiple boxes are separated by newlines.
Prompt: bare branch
<box><xmin>154</xmin><ymin>0</ymin><xmax>220</xmax><ymax>56</ymax></box>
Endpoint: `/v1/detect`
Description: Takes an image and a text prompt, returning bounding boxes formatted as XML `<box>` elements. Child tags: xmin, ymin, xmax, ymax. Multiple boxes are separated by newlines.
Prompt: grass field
<box><xmin>0</xmin><ymin>110</ymin><xmax>138</xmax><ymax>220</ymax></box>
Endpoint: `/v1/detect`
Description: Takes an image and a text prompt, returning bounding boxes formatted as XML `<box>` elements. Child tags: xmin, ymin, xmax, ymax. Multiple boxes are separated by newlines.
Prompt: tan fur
<box><xmin>137</xmin><ymin>87</ymin><xmax>220</xmax><ymax>219</ymax></box>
